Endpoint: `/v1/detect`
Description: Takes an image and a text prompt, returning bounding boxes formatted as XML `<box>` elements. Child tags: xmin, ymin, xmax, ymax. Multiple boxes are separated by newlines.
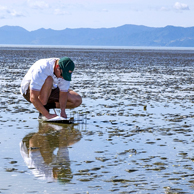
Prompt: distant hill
<box><xmin>0</xmin><ymin>24</ymin><xmax>194</xmax><ymax>47</ymax></box>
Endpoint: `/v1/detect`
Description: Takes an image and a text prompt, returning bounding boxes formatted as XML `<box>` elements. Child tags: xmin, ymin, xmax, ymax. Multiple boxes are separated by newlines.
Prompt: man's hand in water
<box><xmin>45</xmin><ymin>113</ymin><xmax>58</xmax><ymax>119</ymax></box>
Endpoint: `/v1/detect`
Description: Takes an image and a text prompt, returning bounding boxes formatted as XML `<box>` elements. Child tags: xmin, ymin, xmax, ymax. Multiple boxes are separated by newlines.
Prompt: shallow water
<box><xmin>1</xmin><ymin>47</ymin><xmax>194</xmax><ymax>193</ymax></box>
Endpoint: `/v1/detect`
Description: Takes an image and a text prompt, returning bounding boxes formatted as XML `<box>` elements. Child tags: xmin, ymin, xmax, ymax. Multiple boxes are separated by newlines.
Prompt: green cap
<box><xmin>59</xmin><ymin>57</ymin><xmax>75</xmax><ymax>81</ymax></box>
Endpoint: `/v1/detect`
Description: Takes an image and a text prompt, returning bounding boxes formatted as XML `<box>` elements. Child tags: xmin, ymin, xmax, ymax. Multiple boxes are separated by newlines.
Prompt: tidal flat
<box><xmin>0</xmin><ymin>46</ymin><xmax>194</xmax><ymax>194</ymax></box>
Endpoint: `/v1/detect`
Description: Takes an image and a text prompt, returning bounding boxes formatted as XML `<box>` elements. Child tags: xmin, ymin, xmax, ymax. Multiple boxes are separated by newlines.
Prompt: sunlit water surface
<box><xmin>0</xmin><ymin>47</ymin><xmax>194</xmax><ymax>193</ymax></box>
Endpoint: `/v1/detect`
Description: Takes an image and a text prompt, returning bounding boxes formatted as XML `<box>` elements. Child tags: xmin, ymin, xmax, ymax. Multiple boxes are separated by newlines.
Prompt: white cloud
<box><xmin>0</xmin><ymin>5</ymin><xmax>7</xmax><ymax>11</ymax></box>
<box><xmin>0</xmin><ymin>5</ymin><xmax>24</xmax><ymax>18</ymax></box>
<box><xmin>173</xmin><ymin>2</ymin><xmax>189</xmax><ymax>10</ymax></box>
<box><xmin>27</xmin><ymin>1</ymin><xmax>49</xmax><ymax>9</ymax></box>
<box><xmin>102</xmin><ymin>9</ymin><xmax>108</xmax><ymax>12</ymax></box>
<box><xmin>160</xmin><ymin>6</ymin><xmax>170</xmax><ymax>11</ymax></box>
<box><xmin>0</xmin><ymin>5</ymin><xmax>9</xmax><ymax>13</ymax></box>
<box><xmin>54</xmin><ymin>9</ymin><xmax>69</xmax><ymax>15</ymax></box>
<box><xmin>10</xmin><ymin>10</ymin><xmax>24</xmax><ymax>17</ymax></box>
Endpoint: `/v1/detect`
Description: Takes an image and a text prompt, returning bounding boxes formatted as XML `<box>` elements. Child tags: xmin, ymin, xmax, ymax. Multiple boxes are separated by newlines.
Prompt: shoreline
<box><xmin>0</xmin><ymin>44</ymin><xmax>194</xmax><ymax>51</ymax></box>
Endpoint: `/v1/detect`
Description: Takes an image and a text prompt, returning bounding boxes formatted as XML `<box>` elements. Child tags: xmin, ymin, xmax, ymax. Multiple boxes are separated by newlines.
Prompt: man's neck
<box><xmin>53</xmin><ymin>59</ymin><xmax>59</xmax><ymax>76</ymax></box>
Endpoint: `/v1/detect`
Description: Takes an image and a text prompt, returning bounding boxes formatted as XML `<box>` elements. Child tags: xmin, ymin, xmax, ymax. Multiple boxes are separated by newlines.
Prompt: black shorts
<box><xmin>23</xmin><ymin>87</ymin><xmax>60</xmax><ymax>103</ymax></box>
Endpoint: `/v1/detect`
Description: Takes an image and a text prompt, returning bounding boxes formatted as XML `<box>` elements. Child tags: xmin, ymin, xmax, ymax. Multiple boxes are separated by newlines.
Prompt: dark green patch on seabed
<box><xmin>1</xmin><ymin>47</ymin><xmax>194</xmax><ymax>193</ymax></box>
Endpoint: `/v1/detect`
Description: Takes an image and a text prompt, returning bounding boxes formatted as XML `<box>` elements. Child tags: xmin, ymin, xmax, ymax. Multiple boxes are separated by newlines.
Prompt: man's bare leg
<box><xmin>55</xmin><ymin>90</ymin><xmax>82</xmax><ymax>109</ymax></box>
<box><xmin>39</xmin><ymin>76</ymin><xmax>53</xmax><ymax>105</ymax></box>
<box><xmin>37</xmin><ymin>76</ymin><xmax>56</xmax><ymax>118</ymax></box>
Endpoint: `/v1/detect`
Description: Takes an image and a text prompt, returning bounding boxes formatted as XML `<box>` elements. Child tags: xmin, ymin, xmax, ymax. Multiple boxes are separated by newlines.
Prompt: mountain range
<box><xmin>0</xmin><ymin>24</ymin><xmax>194</xmax><ymax>47</ymax></box>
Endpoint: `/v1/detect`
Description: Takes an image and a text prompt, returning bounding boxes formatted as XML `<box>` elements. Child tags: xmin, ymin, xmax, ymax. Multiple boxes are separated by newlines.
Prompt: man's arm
<box><xmin>59</xmin><ymin>91</ymin><xmax>68</xmax><ymax>118</ymax></box>
<box><xmin>30</xmin><ymin>89</ymin><xmax>57</xmax><ymax>119</ymax></box>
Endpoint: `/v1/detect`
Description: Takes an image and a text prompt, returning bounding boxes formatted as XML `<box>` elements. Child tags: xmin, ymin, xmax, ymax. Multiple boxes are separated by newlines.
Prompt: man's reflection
<box><xmin>20</xmin><ymin>122</ymin><xmax>82</xmax><ymax>183</ymax></box>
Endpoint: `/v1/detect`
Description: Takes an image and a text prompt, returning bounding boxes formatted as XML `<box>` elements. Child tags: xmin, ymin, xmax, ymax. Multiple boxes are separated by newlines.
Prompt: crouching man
<box><xmin>20</xmin><ymin>57</ymin><xmax>82</xmax><ymax>119</ymax></box>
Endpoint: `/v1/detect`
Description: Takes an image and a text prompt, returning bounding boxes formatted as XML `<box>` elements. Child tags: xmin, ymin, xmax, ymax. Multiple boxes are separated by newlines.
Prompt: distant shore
<box><xmin>0</xmin><ymin>44</ymin><xmax>194</xmax><ymax>51</ymax></box>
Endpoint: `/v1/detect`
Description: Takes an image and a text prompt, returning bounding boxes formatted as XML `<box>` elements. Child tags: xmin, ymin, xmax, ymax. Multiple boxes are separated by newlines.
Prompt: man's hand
<box><xmin>45</xmin><ymin>113</ymin><xmax>58</xmax><ymax>119</ymax></box>
<box><xmin>30</xmin><ymin>89</ymin><xmax>58</xmax><ymax>120</ymax></box>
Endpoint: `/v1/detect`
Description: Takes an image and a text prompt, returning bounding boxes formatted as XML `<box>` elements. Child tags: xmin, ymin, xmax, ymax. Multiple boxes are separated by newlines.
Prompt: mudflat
<box><xmin>0</xmin><ymin>47</ymin><xmax>194</xmax><ymax>193</ymax></box>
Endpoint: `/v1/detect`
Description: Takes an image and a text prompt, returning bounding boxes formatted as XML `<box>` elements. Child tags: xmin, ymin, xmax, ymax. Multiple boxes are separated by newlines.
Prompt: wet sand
<box><xmin>1</xmin><ymin>47</ymin><xmax>194</xmax><ymax>193</ymax></box>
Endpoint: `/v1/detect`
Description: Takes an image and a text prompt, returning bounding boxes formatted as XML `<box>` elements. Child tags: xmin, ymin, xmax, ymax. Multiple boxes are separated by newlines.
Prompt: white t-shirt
<box><xmin>20</xmin><ymin>58</ymin><xmax>70</xmax><ymax>95</ymax></box>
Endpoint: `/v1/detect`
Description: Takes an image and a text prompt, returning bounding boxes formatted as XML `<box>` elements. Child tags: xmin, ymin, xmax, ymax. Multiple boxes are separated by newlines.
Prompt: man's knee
<box><xmin>70</xmin><ymin>94</ymin><xmax>82</xmax><ymax>108</ymax></box>
<box><xmin>45</xmin><ymin>76</ymin><xmax>53</xmax><ymax>84</ymax></box>
<box><xmin>75</xmin><ymin>95</ymin><xmax>82</xmax><ymax>107</ymax></box>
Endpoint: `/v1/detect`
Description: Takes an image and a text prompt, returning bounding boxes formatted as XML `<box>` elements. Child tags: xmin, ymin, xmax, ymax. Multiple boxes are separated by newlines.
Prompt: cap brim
<box><xmin>62</xmin><ymin>72</ymin><xmax>71</xmax><ymax>81</ymax></box>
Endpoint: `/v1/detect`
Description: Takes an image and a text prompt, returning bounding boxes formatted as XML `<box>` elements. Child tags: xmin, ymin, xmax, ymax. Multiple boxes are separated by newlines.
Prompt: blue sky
<box><xmin>0</xmin><ymin>0</ymin><xmax>193</xmax><ymax>31</ymax></box>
